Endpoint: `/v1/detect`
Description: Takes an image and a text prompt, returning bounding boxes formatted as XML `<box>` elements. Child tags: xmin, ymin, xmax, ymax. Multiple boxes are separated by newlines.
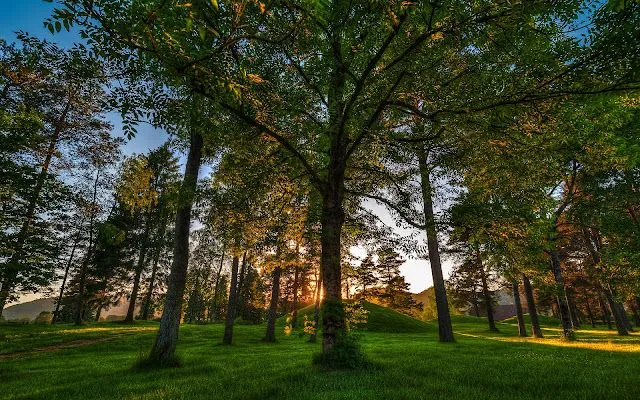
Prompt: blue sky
<box><xmin>0</xmin><ymin>0</ymin><xmax>169</xmax><ymax>156</ymax></box>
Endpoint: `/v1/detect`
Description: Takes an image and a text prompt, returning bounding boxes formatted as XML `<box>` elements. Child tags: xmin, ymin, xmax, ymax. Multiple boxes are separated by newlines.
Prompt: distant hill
<box><xmin>292</xmin><ymin>301</ymin><xmax>433</xmax><ymax>333</ymax></box>
<box><xmin>3</xmin><ymin>298</ymin><xmax>56</xmax><ymax>320</ymax></box>
<box><xmin>412</xmin><ymin>287</ymin><xmax>434</xmax><ymax>309</ymax></box>
<box><xmin>2</xmin><ymin>297</ymin><xmax>137</xmax><ymax>321</ymax></box>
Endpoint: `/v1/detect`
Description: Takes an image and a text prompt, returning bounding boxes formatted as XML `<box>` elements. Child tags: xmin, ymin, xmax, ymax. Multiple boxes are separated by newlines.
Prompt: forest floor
<box><xmin>1</xmin><ymin>307</ymin><xmax>639</xmax><ymax>400</ymax></box>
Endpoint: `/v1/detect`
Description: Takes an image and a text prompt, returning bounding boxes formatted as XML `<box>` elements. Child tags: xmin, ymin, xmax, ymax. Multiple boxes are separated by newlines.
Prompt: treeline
<box><xmin>1</xmin><ymin>1</ymin><xmax>639</xmax><ymax>368</ymax></box>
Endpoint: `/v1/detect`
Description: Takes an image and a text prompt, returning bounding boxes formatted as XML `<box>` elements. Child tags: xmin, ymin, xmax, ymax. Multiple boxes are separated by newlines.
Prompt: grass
<box><xmin>1</xmin><ymin>305</ymin><xmax>639</xmax><ymax>400</ymax></box>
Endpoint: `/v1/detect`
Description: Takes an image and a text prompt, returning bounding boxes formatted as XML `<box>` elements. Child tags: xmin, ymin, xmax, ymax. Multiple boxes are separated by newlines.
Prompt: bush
<box><xmin>312</xmin><ymin>334</ymin><xmax>368</xmax><ymax>370</ymax></box>
<box><xmin>34</xmin><ymin>311</ymin><xmax>53</xmax><ymax>324</ymax></box>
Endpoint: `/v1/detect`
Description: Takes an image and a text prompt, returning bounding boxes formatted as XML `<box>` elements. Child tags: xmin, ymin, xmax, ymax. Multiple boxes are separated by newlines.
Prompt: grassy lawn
<box><xmin>1</xmin><ymin>307</ymin><xmax>639</xmax><ymax>400</ymax></box>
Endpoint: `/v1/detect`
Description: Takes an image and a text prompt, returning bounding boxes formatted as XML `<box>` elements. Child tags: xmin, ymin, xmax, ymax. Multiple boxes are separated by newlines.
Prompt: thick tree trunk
<box><xmin>512</xmin><ymin>280</ymin><xmax>527</xmax><ymax>337</ymax></box>
<box><xmin>548</xmin><ymin>249</ymin><xmax>574</xmax><ymax>339</ymax></box>
<box><xmin>522</xmin><ymin>275</ymin><xmax>543</xmax><ymax>338</ymax></box>
<box><xmin>223</xmin><ymin>254</ymin><xmax>240</xmax><ymax>345</ymax></box>
<box><xmin>604</xmin><ymin>288</ymin><xmax>628</xmax><ymax>336</ymax></box>
<box><xmin>478</xmin><ymin>255</ymin><xmax>497</xmax><ymax>332</ymax></box>
<box><xmin>320</xmin><ymin>197</ymin><xmax>346</xmax><ymax>352</ymax></box>
<box><xmin>148</xmin><ymin>131</ymin><xmax>203</xmax><ymax>364</ymax></box>
<box><xmin>417</xmin><ymin>146</ymin><xmax>454</xmax><ymax>342</ymax></box>
<box><xmin>264</xmin><ymin>267</ymin><xmax>282</xmax><ymax>342</ymax></box>
<box><xmin>125</xmin><ymin>212</ymin><xmax>153</xmax><ymax>322</ymax></box>
<box><xmin>291</xmin><ymin>267</ymin><xmax>299</xmax><ymax>328</ymax></box>
<box><xmin>0</xmin><ymin>104</ymin><xmax>69</xmax><ymax>317</ymax></box>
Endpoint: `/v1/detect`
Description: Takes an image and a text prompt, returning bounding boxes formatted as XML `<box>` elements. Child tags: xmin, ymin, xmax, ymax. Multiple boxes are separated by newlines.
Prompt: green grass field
<box><xmin>1</xmin><ymin>304</ymin><xmax>639</xmax><ymax>400</ymax></box>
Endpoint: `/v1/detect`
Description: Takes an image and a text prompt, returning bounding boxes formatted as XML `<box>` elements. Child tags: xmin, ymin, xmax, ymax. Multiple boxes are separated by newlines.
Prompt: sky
<box><xmin>2</xmin><ymin>1</ymin><xmax>453</xmax><ymax>305</ymax></box>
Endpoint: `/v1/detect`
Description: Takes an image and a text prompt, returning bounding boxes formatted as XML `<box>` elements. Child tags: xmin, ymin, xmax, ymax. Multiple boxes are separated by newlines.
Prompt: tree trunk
<box><xmin>291</xmin><ymin>267</ymin><xmax>299</xmax><ymax>328</ymax></box>
<box><xmin>148</xmin><ymin>131</ymin><xmax>203</xmax><ymax>364</ymax></box>
<box><xmin>604</xmin><ymin>287</ymin><xmax>628</xmax><ymax>336</ymax></box>
<box><xmin>52</xmin><ymin>221</ymin><xmax>85</xmax><ymax>324</ymax></box>
<box><xmin>0</xmin><ymin>103</ymin><xmax>70</xmax><ymax>317</ymax></box>
<box><xmin>417</xmin><ymin>146</ymin><xmax>454</xmax><ymax>342</ymax></box>
<box><xmin>512</xmin><ymin>280</ymin><xmax>527</xmax><ymax>337</ymax></box>
<box><xmin>309</xmin><ymin>278</ymin><xmax>322</xmax><ymax>343</ymax></box>
<box><xmin>209</xmin><ymin>243</ymin><xmax>226</xmax><ymax>322</ymax></box>
<box><xmin>264</xmin><ymin>266</ymin><xmax>282</xmax><ymax>342</ymax></box>
<box><xmin>74</xmin><ymin>169</ymin><xmax>101</xmax><ymax>325</ymax></box>
<box><xmin>598</xmin><ymin>293</ymin><xmax>613</xmax><ymax>329</ymax></box>
<box><xmin>125</xmin><ymin>211</ymin><xmax>153</xmax><ymax>322</ymax></box>
<box><xmin>584</xmin><ymin>296</ymin><xmax>596</xmax><ymax>328</ymax></box>
<box><xmin>234</xmin><ymin>252</ymin><xmax>247</xmax><ymax>316</ymax></box>
<box><xmin>478</xmin><ymin>255</ymin><xmax>497</xmax><ymax>332</ymax></box>
<box><xmin>567</xmin><ymin>291</ymin><xmax>581</xmax><ymax>330</ymax></box>
<box><xmin>630</xmin><ymin>301</ymin><xmax>640</xmax><ymax>327</ymax></box>
<box><xmin>522</xmin><ymin>275</ymin><xmax>543</xmax><ymax>338</ymax></box>
<box><xmin>319</xmin><ymin>194</ymin><xmax>346</xmax><ymax>353</ymax></box>
<box><xmin>223</xmin><ymin>254</ymin><xmax>240</xmax><ymax>345</ymax></box>
<box><xmin>548</xmin><ymin>249</ymin><xmax>574</xmax><ymax>339</ymax></box>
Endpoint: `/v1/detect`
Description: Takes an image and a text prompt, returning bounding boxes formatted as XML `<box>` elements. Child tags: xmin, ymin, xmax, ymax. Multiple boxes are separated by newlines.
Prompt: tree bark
<box><xmin>630</xmin><ymin>301</ymin><xmax>640</xmax><ymax>327</ymax></box>
<box><xmin>74</xmin><ymin>169</ymin><xmax>101</xmax><ymax>325</ymax></box>
<box><xmin>598</xmin><ymin>293</ymin><xmax>613</xmax><ymax>329</ymax></box>
<box><xmin>223</xmin><ymin>254</ymin><xmax>240</xmax><ymax>345</ymax></box>
<box><xmin>208</xmin><ymin>243</ymin><xmax>226</xmax><ymax>322</ymax></box>
<box><xmin>309</xmin><ymin>277</ymin><xmax>322</xmax><ymax>343</ymax></box>
<box><xmin>417</xmin><ymin>146</ymin><xmax>454</xmax><ymax>342</ymax></box>
<box><xmin>512</xmin><ymin>280</ymin><xmax>527</xmax><ymax>337</ymax></box>
<box><xmin>264</xmin><ymin>266</ymin><xmax>282</xmax><ymax>342</ymax></box>
<box><xmin>522</xmin><ymin>275</ymin><xmax>543</xmax><ymax>338</ymax></box>
<box><xmin>52</xmin><ymin>220</ymin><xmax>85</xmax><ymax>324</ymax></box>
<box><xmin>566</xmin><ymin>290</ymin><xmax>581</xmax><ymax>329</ymax></box>
<box><xmin>291</xmin><ymin>267</ymin><xmax>299</xmax><ymax>328</ymax></box>
<box><xmin>148</xmin><ymin>131</ymin><xmax>203</xmax><ymax>363</ymax></box>
<box><xmin>548</xmin><ymin>249</ymin><xmax>574</xmax><ymax>339</ymax></box>
<box><xmin>584</xmin><ymin>295</ymin><xmax>596</xmax><ymax>328</ymax></box>
<box><xmin>478</xmin><ymin>254</ymin><xmax>498</xmax><ymax>332</ymax></box>
<box><xmin>125</xmin><ymin>211</ymin><xmax>153</xmax><ymax>322</ymax></box>
<box><xmin>604</xmin><ymin>287</ymin><xmax>628</xmax><ymax>335</ymax></box>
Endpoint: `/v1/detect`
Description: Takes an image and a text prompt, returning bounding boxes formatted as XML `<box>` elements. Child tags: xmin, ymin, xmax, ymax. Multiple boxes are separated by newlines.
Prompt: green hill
<box><xmin>291</xmin><ymin>301</ymin><xmax>433</xmax><ymax>334</ymax></box>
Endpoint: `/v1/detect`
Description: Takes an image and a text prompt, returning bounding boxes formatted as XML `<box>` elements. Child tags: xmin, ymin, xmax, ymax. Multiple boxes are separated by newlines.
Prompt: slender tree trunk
<box><xmin>522</xmin><ymin>275</ymin><xmax>543</xmax><ymax>338</ymax></box>
<box><xmin>417</xmin><ymin>146</ymin><xmax>454</xmax><ymax>342</ymax></box>
<box><xmin>512</xmin><ymin>280</ymin><xmax>527</xmax><ymax>337</ymax></box>
<box><xmin>223</xmin><ymin>254</ymin><xmax>240</xmax><ymax>345</ymax></box>
<box><xmin>264</xmin><ymin>266</ymin><xmax>282</xmax><ymax>342</ymax></box>
<box><xmin>598</xmin><ymin>293</ymin><xmax>613</xmax><ymax>329</ymax></box>
<box><xmin>472</xmin><ymin>294</ymin><xmax>480</xmax><ymax>318</ymax></box>
<box><xmin>309</xmin><ymin>278</ymin><xmax>322</xmax><ymax>343</ymax></box>
<box><xmin>584</xmin><ymin>296</ymin><xmax>596</xmax><ymax>328</ymax></box>
<box><xmin>566</xmin><ymin>290</ymin><xmax>581</xmax><ymax>329</ymax></box>
<box><xmin>209</xmin><ymin>244</ymin><xmax>226</xmax><ymax>322</ymax></box>
<box><xmin>141</xmin><ymin>244</ymin><xmax>161</xmax><ymax>320</ymax></box>
<box><xmin>630</xmin><ymin>301</ymin><xmax>640</xmax><ymax>327</ymax></box>
<box><xmin>291</xmin><ymin>267</ymin><xmax>299</xmax><ymax>328</ymax></box>
<box><xmin>548</xmin><ymin>249</ymin><xmax>574</xmax><ymax>339</ymax></box>
<box><xmin>234</xmin><ymin>252</ymin><xmax>247</xmax><ymax>316</ymax></box>
<box><xmin>74</xmin><ymin>169</ymin><xmax>101</xmax><ymax>325</ymax></box>
<box><xmin>618</xmin><ymin>303</ymin><xmax>633</xmax><ymax>332</ymax></box>
<box><xmin>478</xmin><ymin>255</ymin><xmax>497</xmax><ymax>332</ymax></box>
<box><xmin>148</xmin><ymin>131</ymin><xmax>203</xmax><ymax>364</ymax></box>
<box><xmin>125</xmin><ymin>213</ymin><xmax>153</xmax><ymax>322</ymax></box>
<box><xmin>0</xmin><ymin>103</ymin><xmax>70</xmax><ymax>317</ymax></box>
<box><xmin>52</xmin><ymin>220</ymin><xmax>85</xmax><ymax>324</ymax></box>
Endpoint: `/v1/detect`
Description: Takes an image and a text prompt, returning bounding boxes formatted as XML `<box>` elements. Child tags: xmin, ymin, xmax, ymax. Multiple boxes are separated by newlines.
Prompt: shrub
<box><xmin>34</xmin><ymin>311</ymin><xmax>53</xmax><ymax>324</ymax></box>
<box><xmin>312</xmin><ymin>334</ymin><xmax>368</xmax><ymax>370</ymax></box>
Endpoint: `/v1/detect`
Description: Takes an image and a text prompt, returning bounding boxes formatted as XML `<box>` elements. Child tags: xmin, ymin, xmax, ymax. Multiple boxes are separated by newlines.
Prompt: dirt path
<box><xmin>0</xmin><ymin>337</ymin><xmax>116</xmax><ymax>360</ymax></box>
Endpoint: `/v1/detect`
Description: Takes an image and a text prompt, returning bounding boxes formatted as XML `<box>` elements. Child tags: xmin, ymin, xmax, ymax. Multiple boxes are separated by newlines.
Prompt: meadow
<box><xmin>2</xmin><ymin>305</ymin><xmax>639</xmax><ymax>400</ymax></box>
